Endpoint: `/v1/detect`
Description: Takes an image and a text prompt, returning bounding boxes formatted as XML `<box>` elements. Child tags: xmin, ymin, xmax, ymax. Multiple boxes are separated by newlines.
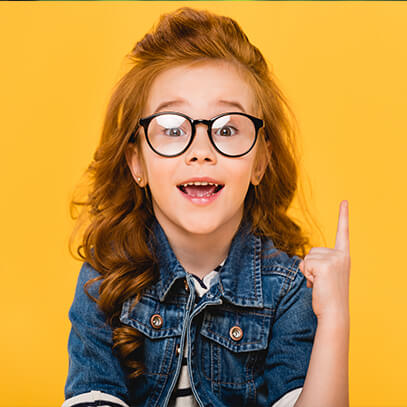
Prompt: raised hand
<box><xmin>299</xmin><ymin>200</ymin><xmax>351</xmax><ymax>319</ymax></box>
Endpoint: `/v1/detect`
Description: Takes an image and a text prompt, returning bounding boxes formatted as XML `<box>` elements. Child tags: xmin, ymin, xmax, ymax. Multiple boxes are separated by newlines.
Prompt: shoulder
<box><xmin>260</xmin><ymin>236</ymin><xmax>307</xmax><ymax>306</ymax></box>
<box><xmin>77</xmin><ymin>261</ymin><xmax>102</xmax><ymax>283</ymax></box>
<box><xmin>74</xmin><ymin>261</ymin><xmax>103</xmax><ymax>298</ymax></box>
<box><xmin>69</xmin><ymin>262</ymin><xmax>105</xmax><ymax>322</ymax></box>
<box><xmin>261</xmin><ymin>237</ymin><xmax>302</xmax><ymax>278</ymax></box>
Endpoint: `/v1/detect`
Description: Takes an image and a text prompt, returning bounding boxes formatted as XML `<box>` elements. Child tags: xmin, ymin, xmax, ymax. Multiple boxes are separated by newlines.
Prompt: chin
<box><xmin>177</xmin><ymin>216</ymin><xmax>224</xmax><ymax>236</ymax></box>
<box><xmin>182</xmin><ymin>222</ymin><xmax>220</xmax><ymax>236</ymax></box>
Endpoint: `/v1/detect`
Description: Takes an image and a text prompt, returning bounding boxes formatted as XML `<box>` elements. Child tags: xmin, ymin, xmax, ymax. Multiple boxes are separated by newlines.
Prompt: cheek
<box><xmin>224</xmin><ymin>161</ymin><xmax>254</xmax><ymax>195</ymax></box>
<box><xmin>143</xmin><ymin>155</ymin><xmax>177</xmax><ymax>194</ymax></box>
<box><xmin>147</xmin><ymin>165</ymin><xmax>172</xmax><ymax>190</ymax></box>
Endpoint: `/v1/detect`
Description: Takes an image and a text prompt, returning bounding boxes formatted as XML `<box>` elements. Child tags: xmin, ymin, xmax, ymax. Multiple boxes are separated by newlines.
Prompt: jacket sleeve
<box><xmin>64</xmin><ymin>262</ymin><xmax>129</xmax><ymax>404</ymax></box>
<box><xmin>264</xmin><ymin>261</ymin><xmax>317</xmax><ymax>406</ymax></box>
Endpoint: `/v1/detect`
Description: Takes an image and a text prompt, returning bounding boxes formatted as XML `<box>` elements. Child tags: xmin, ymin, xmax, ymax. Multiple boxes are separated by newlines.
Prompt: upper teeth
<box><xmin>182</xmin><ymin>182</ymin><xmax>219</xmax><ymax>187</ymax></box>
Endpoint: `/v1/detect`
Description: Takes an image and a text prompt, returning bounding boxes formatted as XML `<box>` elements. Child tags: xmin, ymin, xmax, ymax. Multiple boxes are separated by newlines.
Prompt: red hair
<box><xmin>69</xmin><ymin>7</ymin><xmax>323</xmax><ymax>380</ymax></box>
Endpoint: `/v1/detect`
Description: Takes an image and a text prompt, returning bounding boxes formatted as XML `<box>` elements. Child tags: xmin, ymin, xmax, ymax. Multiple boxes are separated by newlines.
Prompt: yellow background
<box><xmin>1</xmin><ymin>2</ymin><xmax>406</xmax><ymax>406</ymax></box>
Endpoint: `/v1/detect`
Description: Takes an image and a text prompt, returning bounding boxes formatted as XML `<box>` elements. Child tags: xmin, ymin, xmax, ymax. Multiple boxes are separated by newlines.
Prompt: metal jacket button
<box><xmin>229</xmin><ymin>326</ymin><xmax>243</xmax><ymax>341</ymax></box>
<box><xmin>184</xmin><ymin>278</ymin><xmax>189</xmax><ymax>292</ymax></box>
<box><xmin>150</xmin><ymin>314</ymin><xmax>163</xmax><ymax>329</ymax></box>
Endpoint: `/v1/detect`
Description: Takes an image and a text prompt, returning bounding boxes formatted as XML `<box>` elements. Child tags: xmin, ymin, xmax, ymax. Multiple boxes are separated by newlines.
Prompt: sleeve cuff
<box><xmin>62</xmin><ymin>390</ymin><xmax>129</xmax><ymax>407</ymax></box>
<box><xmin>272</xmin><ymin>387</ymin><xmax>303</xmax><ymax>407</ymax></box>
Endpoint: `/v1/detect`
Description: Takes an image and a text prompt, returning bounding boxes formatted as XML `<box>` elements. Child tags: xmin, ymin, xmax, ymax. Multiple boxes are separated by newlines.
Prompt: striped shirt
<box><xmin>168</xmin><ymin>263</ymin><xmax>224</xmax><ymax>406</ymax></box>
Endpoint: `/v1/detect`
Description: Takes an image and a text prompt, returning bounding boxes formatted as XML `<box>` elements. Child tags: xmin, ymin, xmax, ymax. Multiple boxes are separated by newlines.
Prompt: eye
<box><xmin>215</xmin><ymin>126</ymin><xmax>238</xmax><ymax>137</ymax></box>
<box><xmin>164</xmin><ymin>127</ymin><xmax>185</xmax><ymax>137</ymax></box>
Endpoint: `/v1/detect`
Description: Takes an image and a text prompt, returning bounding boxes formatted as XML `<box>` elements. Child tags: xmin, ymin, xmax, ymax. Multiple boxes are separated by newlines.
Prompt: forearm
<box><xmin>294</xmin><ymin>311</ymin><xmax>350</xmax><ymax>407</ymax></box>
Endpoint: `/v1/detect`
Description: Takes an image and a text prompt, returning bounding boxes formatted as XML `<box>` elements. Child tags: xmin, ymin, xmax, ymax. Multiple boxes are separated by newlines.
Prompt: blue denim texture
<box><xmin>65</xmin><ymin>218</ymin><xmax>317</xmax><ymax>406</ymax></box>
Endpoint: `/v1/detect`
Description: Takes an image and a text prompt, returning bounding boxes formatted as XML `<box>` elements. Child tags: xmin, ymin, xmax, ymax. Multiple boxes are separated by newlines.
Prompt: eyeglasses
<box><xmin>129</xmin><ymin>111</ymin><xmax>264</xmax><ymax>158</ymax></box>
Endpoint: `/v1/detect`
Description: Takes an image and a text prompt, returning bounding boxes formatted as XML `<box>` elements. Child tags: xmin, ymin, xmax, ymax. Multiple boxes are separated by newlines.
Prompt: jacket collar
<box><xmin>148</xmin><ymin>218</ymin><xmax>264</xmax><ymax>307</ymax></box>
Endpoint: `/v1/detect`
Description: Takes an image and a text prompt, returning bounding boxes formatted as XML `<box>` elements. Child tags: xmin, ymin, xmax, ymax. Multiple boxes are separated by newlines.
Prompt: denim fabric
<box><xmin>65</xmin><ymin>218</ymin><xmax>317</xmax><ymax>407</ymax></box>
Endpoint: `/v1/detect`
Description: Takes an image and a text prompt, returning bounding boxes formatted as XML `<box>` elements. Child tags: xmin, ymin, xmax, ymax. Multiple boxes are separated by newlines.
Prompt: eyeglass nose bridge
<box><xmin>187</xmin><ymin>118</ymin><xmax>217</xmax><ymax>152</ymax></box>
<box><xmin>190</xmin><ymin>118</ymin><xmax>212</xmax><ymax>136</ymax></box>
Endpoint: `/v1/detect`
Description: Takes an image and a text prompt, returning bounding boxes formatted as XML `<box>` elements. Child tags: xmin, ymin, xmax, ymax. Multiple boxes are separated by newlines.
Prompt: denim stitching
<box><xmin>149</xmin><ymin>338</ymin><xmax>174</xmax><ymax>406</ymax></box>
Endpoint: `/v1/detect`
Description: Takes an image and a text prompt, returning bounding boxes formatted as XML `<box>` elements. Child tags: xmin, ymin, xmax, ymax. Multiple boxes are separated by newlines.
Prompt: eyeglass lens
<box><xmin>147</xmin><ymin>113</ymin><xmax>256</xmax><ymax>156</ymax></box>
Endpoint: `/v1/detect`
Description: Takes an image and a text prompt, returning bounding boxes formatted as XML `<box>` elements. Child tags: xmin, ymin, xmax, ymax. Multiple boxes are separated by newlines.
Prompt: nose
<box><xmin>184</xmin><ymin>123</ymin><xmax>217</xmax><ymax>164</ymax></box>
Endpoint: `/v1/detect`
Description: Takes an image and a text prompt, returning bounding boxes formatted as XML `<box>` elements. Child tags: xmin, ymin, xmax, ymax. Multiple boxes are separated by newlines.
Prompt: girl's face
<box><xmin>126</xmin><ymin>60</ymin><xmax>267</xmax><ymax>237</ymax></box>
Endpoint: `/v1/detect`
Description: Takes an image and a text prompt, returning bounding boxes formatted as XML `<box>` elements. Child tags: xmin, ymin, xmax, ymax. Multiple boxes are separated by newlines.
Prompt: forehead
<box><xmin>143</xmin><ymin>60</ymin><xmax>256</xmax><ymax>118</ymax></box>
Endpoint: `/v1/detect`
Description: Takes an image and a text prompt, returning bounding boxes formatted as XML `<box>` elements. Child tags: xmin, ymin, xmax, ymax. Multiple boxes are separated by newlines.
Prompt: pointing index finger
<box><xmin>335</xmin><ymin>200</ymin><xmax>349</xmax><ymax>253</ymax></box>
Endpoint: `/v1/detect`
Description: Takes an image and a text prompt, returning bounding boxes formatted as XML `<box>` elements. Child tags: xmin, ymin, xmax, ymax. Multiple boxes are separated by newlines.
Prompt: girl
<box><xmin>63</xmin><ymin>7</ymin><xmax>350</xmax><ymax>407</ymax></box>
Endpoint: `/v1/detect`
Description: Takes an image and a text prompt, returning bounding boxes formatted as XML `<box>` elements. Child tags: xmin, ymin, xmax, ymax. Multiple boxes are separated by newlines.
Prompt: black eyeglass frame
<box><xmin>129</xmin><ymin>111</ymin><xmax>264</xmax><ymax>158</ymax></box>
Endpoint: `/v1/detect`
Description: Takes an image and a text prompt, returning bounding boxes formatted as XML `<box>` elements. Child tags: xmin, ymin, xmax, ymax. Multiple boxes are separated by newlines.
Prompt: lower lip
<box><xmin>177</xmin><ymin>187</ymin><xmax>223</xmax><ymax>205</ymax></box>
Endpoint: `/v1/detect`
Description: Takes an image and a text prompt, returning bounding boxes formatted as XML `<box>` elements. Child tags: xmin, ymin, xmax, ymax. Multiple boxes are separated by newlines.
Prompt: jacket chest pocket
<box><xmin>120</xmin><ymin>295</ymin><xmax>185</xmax><ymax>376</ymax></box>
<box><xmin>199</xmin><ymin>306</ymin><xmax>272</xmax><ymax>386</ymax></box>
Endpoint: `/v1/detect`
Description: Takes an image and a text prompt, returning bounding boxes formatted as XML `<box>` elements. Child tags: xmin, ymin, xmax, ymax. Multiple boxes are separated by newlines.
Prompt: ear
<box><xmin>125</xmin><ymin>142</ymin><xmax>147</xmax><ymax>187</ymax></box>
<box><xmin>250</xmin><ymin>141</ymin><xmax>270</xmax><ymax>186</ymax></box>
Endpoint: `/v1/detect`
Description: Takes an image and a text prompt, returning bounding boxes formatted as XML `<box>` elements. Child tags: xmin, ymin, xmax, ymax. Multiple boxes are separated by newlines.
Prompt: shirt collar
<box><xmin>148</xmin><ymin>217</ymin><xmax>264</xmax><ymax>307</ymax></box>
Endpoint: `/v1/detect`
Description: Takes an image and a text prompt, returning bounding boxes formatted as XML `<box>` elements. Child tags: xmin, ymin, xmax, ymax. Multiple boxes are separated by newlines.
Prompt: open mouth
<box><xmin>177</xmin><ymin>182</ymin><xmax>225</xmax><ymax>198</ymax></box>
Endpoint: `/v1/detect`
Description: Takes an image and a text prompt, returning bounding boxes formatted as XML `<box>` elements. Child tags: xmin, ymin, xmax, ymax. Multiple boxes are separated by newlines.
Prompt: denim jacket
<box><xmin>64</xmin><ymin>218</ymin><xmax>317</xmax><ymax>407</ymax></box>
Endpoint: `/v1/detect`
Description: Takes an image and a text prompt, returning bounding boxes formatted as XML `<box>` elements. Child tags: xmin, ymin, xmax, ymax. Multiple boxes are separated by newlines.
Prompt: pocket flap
<box><xmin>120</xmin><ymin>295</ymin><xmax>184</xmax><ymax>339</ymax></box>
<box><xmin>200</xmin><ymin>307</ymin><xmax>272</xmax><ymax>352</ymax></box>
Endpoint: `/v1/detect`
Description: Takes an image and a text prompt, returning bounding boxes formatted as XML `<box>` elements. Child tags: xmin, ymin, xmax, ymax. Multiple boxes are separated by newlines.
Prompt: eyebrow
<box><xmin>153</xmin><ymin>99</ymin><xmax>247</xmax><ymax>114</ymax></box>
<box><xmin>153</xmin><ymin>100</ymin><xmax>185</xmax><ymax>114</ymax></box>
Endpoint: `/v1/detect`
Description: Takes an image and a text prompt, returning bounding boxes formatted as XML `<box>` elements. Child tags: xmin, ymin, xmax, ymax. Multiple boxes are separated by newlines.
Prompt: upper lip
<box><xmin>177</xmin><ymin>177</ymin><xmax>225</xmax><ymax>186</ymax></box>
